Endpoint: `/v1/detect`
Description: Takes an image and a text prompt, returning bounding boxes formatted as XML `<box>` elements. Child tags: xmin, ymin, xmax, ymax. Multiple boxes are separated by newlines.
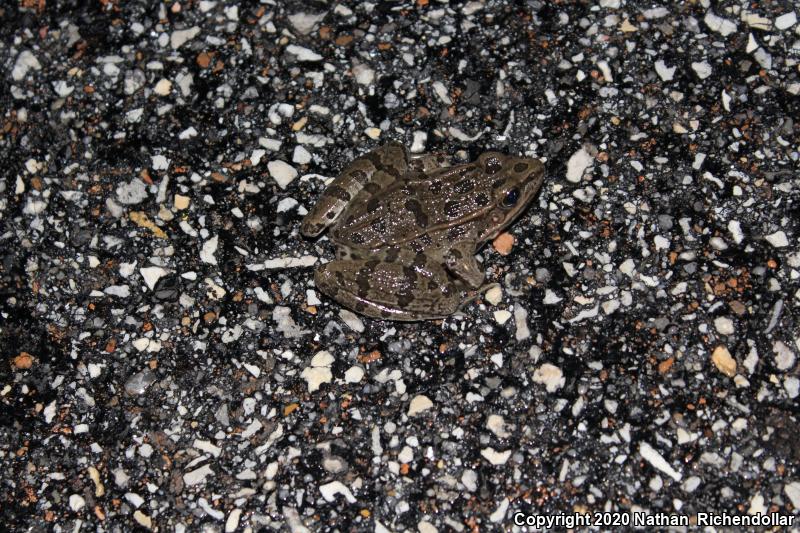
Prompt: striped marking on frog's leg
<box><xmin>313</xmin><ymin>254</ymin><xmax>464</xmax><ymax>321</ymax></box>
<box><xmin>409</xmin><ymin>152</ymin><xmax>452</xmax><ymax>174</ymax></box>
<box><xmin>301</xmin><ymin>142</ymin><xmax>409</xmax><ymax>237</ymax></box>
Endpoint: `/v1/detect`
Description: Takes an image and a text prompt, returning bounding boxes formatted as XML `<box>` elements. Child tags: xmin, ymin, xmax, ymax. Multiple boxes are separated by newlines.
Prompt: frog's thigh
<box><xmin>314</xmin><ymin>259</ymin><xmax>462</xmax><ymax>321</ymax></box>
<box><xmin>409</xmin><ymin>152</ymin><xmax>452</xmax><ymax>173</ymax></box>
<box><xmin>301</xmin><ymin>143</ymin><xmax>408</xmax><ymax>237</ymax></box>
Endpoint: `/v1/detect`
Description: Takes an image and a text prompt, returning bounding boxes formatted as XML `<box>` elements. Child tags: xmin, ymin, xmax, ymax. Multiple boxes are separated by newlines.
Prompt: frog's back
<box><xmin>331</xmin><ymin>167</ymin><xmax>489</xmax><ymax>250</ymax></box>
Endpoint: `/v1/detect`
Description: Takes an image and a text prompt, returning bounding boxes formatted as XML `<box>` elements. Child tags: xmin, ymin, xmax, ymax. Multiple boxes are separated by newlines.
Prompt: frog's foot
<box><xmin>455</xmin><ymin>282</ymin><xmax>501</xmax><ymax>313</ymax></box>
<box><xmin>314</xmin><ymin>259</ymin><xmax>463</xmax><ymax>321</ymax></box>
<box><xmin>444</xmin><ymin>242</ymin><xmax>484</xmax><ymax>289</ymax></box>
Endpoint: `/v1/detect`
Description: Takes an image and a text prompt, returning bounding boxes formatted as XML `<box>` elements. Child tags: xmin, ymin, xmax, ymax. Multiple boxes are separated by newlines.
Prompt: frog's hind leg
<box><xmin>300</xmin><ymin>142</ymin><xmax>409</xmax><ymax>237</ymax></box>
<box><xmin>409</xmin><ymin>152</ymin><xmax>453</xmax><ymax>173</ymax></box>
<box><xmin>314</xmin><ymin>257</ymin><xmax>465</xmax><ymax>321</ymax></box>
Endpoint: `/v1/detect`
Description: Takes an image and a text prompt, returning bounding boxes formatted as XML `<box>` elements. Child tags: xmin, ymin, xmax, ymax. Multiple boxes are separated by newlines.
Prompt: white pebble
<box><xmin>728</xmin><ymin>220</ymin><xmax>744</xmax><ymax>244</ymax></box>
<box><xmin>153</xmin><ymin>78</ymin><xmax>172</xmax><ymax>96</ymax></box>
<box><xmin>493</xmin><ymin>310</ymin><xmax>512</xmax><ymax>325</ymax></box>
<box><xmin>170</xmin><ymin>26</ymin><xmax>200</xmax><ymax>49</ymax></box>
<box><xmin>344</xmin><ymin>366</ymin><xmax>365</xmax><ymax>383</ymax></box>
<box><xmin>319</xmin><ymin>481</ymin><xmax>356</xmax><ymax>503</ymax></box>
<box><xmin>484</xmin><ymin>286</ymin><xmax>503</xmax><ymax>305</ymax></box>
<box><xmin>775</xmin><ymin>11</ymin><xmax>797</xmax><ymax>30</ymax></box>
<box><xmin>200</xmin><ymin>235</ymin><xmax>219</xmax><ymax>265</ymax></box>
<box><xmin>532</xmin><ymin>363</ymin><xmax>565</xmax><ymax>392</ymax></box>
<box><xmin>480</xmin><ymin>447</ymin><xmax>511</xmax><ymax>465</ymax></box>
<box><xmin>352</xmin><ymin>63</ymin><xmax>376</xmax><ymax>85</ymax></box>
<box><xmin>714</xmin><ymin>317</ymin><xmax>734</xmax><ymax>335</ymax></box>
<box><xmin>292</xmin><ymin>145</ymin><xmax>312</xmax><ymax>164</ymax></box>
<box><xmin>639</xmin><ymin>442</ymin><xmax>682</xmax><ymax>481</ymax></box>
<box><xmin>12</xmin><ymin>50</ymin><xmax>41</xmax><ymax>81</ymax></box>
<box><xmin>766</xmin><ymin>231</ymin><xmax>789</xmax><ymax>248</ymax></box>
<box><xmin>268</xmin><ymin>160</ymin><xmax>298</xmax><ymax>189</ymax></box>
<box><xmin>704</xmin><ymin>11</ymin><xmax>738</xmax><ymax>36</ymax></box>
<box><xmin>151</xmin><ymin>154</ymin><xmax>170</xmax><ymax>170</ymax></box>
<box><xmin>410</xmin><ymin>131</ymin><xmax>427</xmax><ymax>153</ymax></box>
<box><xmin>69</xmin><ymin>494</ymin><xmax>86</xmax><ymax>512</ymax></box>
<box><xmin>773</xmin><ymin>340</ymin><xmax>796</xmax><ymax>371</ymax></box>
<box><xmin>339</xmin><ymin>309</ymin><xmax>364</xmax><ymax>332</ymax></box>
<box><xmin>183</xmin><ymin>464</ymin><xmax>214</xmax><ymax>486</ymax></box>
<box><xmin>408</xmin><ymin>395</ymin><xmax>433</xmax><ymax>416</ymax></box>
<box><xmin>140</xmin><ymin>266</ymin><xmax>168</xmax><ymax>291</ymax></box>
<box><xmin>565</xmin><ymin>146</ymin><xmax>594</xmax><ymax>183</ymax></box>
<box><xmin>654</xmin><ymin>59</ymin><xmax>676</xmax><ymax>82</ymax></box>
<box><xmin>286</xmin><ymin>44</ymin><xmax>322</xmax><ymax>61</ymax></box>
<box><xmin>288</xmin><ymin>12</ymin><xmax>326</xmax><ymax>35</ymax></box>
<box><xmin>691</xmin><ymin>61</ymin><xmax>712</xmax><ymax>79</ymax></box>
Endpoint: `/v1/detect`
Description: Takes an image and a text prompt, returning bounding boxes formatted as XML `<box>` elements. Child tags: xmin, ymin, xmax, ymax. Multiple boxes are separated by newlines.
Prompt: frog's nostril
<box><xmin>513</xmin><ymin>162</ymin><xmax>529</xmax><ymax>173</ymax></box>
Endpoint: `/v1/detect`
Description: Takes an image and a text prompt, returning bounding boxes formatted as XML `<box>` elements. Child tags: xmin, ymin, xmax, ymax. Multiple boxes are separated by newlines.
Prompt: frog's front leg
<box><xmin>300</xmin><ymin>142</ymin><xmax>409</xmax><ymax>237</ymax></box>
<box><xmin>443</xmin><ymin>241</ymin><xmax>484</xmax><ymax>289</ymax></box>
<box><xmin>313</xmin><ymin>252</ymin><xmax>466</xmax><ymax>321</ymax></box>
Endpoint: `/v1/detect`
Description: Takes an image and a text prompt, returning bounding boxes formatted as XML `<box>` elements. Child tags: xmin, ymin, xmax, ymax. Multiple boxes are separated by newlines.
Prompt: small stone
<box><xmin>125</xmin><ymin>368</ymin><xmax>156</xmax><ymax>395</ymax></box>
<box><xmin>365</xmin><ymin>127</ymin><xmax>381</xmax><ymax>139</ymax></box>
<box><xmin>339</xmin><ymin>309</ymin><xmax>365</xmax><ymax>333</ymax></box>
<box><xmin>765</xmin><ymin>231</ymin><xmax>789</xmax><ymax>248</ymax></box>
<box><xmin>286</xmin><ymin>44</ymin><xmax>323</xmax><ymax>61</ymax></box>
<box><xmin>704</xmin><ymin>11</ymin><xmax>738</xmax><ymax>36</ymax></box>
<box><xmin>140</xmin><ymin>266</ymin><xmax>169</xmax><ymax>291</ymax></box>
<box><xmin>12</xmin><ymin>352</ymin><xmax>34</xmax><ymax>370</ymax></box>
<box><xmin>775</xmin><ymin>11</ymin><xmax>797</xmax><ymax>30</ymax></box>
<box><xmin>200</xmin><ymin>235</ymin><xmax>219</xmax><ymax>265</ymax></box>
<box><xmin>773</xmin><ymin>340</ymin><xmax>796</xmax><ymax>371</ymax></box>
<box><xmin>292</xmin><ymin>145</ymin><xmax>312</xmax><ymax>164</ymax></box>
<box><xmin>639</xmin><ymin>442</ymin><xmax>682</xmax><ymax>481</ymax></box>
<box><xmin>268</xmin><ymin>160</ymin><xmax>298</xmax><ymax>189</ymax></box>
<box><xmin>170</xmin><ymin>26</ymin><xmax>200</xmax><ymax>49</ymax></box>
<box><xmin>225</xmin><ymin>509</ymin><xmax>243</xmax><ymax>533</ymax></box>
<box><xmin>288</xmin><ymin>12</ymin><xmax>326</xmax><ymax>35</ymax></box>
<box><xmin>492</xmin><ymin>232</ymin><xmax>515</xmax><ymax>255</ymax></box>
<box><xmin>153</xmin><ymin>78</ymin><xmax>172</xmax><ymax>96</ymax></box>
<box><xmin>69</xmin><ymin>494</ymin><xmax>86</xmax><ymax>512</ymax></box>
<box><xmin>691</xmin><ymin>61</ymin><xmax>712</xmax><ymax>80</ymax></box>
<box><xmin>12</xmin><ymin>50</ymin><xmax>41</xmax><ymax>81</ymax></box>
<box><xmin>493</xmin><ymin>310</ymin><xmax>512</xmax><ymax>325</ymax></box>
<box><xmin>785</xmin><ymin>481</ymin><xmax>800</xmax><ymax>509</ymax></box>
<box><xmin>484</xmin><ymin>286</ymin><xmax>503</xmax><ymax>306</ymax></box>
<box><xmin>480</xmin><ymin>447</ymin><xmax>511</xmax><ymax>465</ymax></box>
<box><xmin>116</xmin><ymin>179</ymin><xmax>148</xmax><ymax>205</ymax></box>
<box><xmin>344</xmin><ymin>366</ymin><xmax>365</xmax><ymax>383</ymax></box>
<box><xmin>174</xmin><ymin>194</ymin><xmax>190</xmax><ymax>210</ymax></box>
<box><xmin>714</xmin><ymin>317</ymin><xmax>734</xmax><ymax>335</ymax></box>
<box><xmin>133</xmin><ymin>509</ymin><xmax>153</xmax><ymax>529</ymax></box>
<box><xmin>408</xmin><ymin>395</ymin><xmax>433</xmax><ymax>416</ymax></box>
<box><xmin>620</xmin><ymin>19</ymin><xmax>637</xmax><ymax>32</ymax></box>
<box><xmin>461</xmin><ymin>469</ymin><xmax>478</xmax><ymax>491</ymax></box>
<box><xmin>654</xmin><ymin>59</ymin><xmax>676</xmax><ymax>81</ymax></box>
<box><xmin>352</xmin><ymin>63</ymin><xmax>376</xmax><ymax>85</ymax></box>
<box><xmin>565</xmin><ymin>146</ymin><xmax>594</xmax><ymax>182</ymax></box>
<box><xmin>711</xmin><ymin>345</ymin><xmax>737</xmax><ymax>377</ymax></box>
<box><xmin>183</xmin><ymin>464</ymin><xmax>214</xmax><ymax>486</ymax></box>
<box><xmin>319</xmin><ymin>481</ymin><xmax>357</xmax><ymax>503</ymax></box>
<box><xmin>532</xmin><ymin>363</ymin><xmax>565</xmax><ymax>392</ymax></box>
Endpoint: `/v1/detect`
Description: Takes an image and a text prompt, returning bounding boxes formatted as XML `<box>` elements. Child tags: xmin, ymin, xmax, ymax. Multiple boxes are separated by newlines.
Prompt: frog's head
<box><xmin>476</xmin><ymin>152</ymin><xmax>545</xmax><ymax>243</ymax></box>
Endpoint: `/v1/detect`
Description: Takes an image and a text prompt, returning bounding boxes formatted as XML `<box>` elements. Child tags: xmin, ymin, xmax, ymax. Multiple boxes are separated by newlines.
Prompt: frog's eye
<box><xmin>485</xmin><ymin>157</ymin><xmax>502</xmax><ymax>175</ymax></box>
<box><xmin>502</xmin><ymin>187</ymin><xmax>520</xmax><ymax>208</ymax></box>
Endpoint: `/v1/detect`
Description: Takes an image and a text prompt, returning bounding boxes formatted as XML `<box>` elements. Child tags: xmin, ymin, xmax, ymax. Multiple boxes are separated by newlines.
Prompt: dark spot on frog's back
<box><xmin>404</xmin><ymin>199</ymin><xmax>428</xmax><ymax>228</ymax></box>
<box><xmin>364</xmin><ymin>182</ymin><xmax>381</xmax><ymax>194</ymax></box>
<box><xmin>474</xmin><ymin>193</ymin><xmax>490</xmax><ymax>207</ymax></box>
<box><xmin>445</xmin><ymin>200</ymin><xmax>461</xmax><ymax>219</ymax></box>
<box><xmin>428</xmin><ymin>181</ymin><xmax>443</xmax><ymax>194</ymax></box>
<box><xmin>453</xmin><ymin>179</ymin><xmax>475</xmax><ymax>194</ymax></box>
<box><xmin>513</xmin><ymin>162</ymin><xmax>529</xmax><ymax>173</ymax></box>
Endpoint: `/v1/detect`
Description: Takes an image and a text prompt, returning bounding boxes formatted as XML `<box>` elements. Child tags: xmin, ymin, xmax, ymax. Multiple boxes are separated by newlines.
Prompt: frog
<box><xmin>300</xmin><ymin>141</ymin><xmax>545</xmax><ymax>321</ymax></box>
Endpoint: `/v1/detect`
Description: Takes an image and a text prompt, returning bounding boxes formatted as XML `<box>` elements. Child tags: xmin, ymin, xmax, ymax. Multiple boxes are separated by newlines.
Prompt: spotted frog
<box><xmin>301</xmin><ymin>142</ymin><xmax>544</xmax><ymax>321</ymax></box>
